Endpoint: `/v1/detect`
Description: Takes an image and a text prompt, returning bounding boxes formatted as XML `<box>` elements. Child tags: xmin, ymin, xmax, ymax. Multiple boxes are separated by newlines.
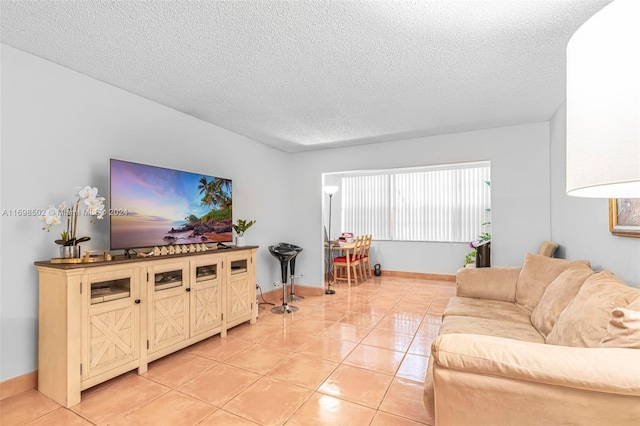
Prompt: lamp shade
<box><xmin>566</xmin><ymin>0</ymin><xmax>640</xmax><ymax>198</ymax></box>
<box><xmin>323</xmin><ymin>185</ymin><xmax>339</xmax><ymax>195</ymax></box>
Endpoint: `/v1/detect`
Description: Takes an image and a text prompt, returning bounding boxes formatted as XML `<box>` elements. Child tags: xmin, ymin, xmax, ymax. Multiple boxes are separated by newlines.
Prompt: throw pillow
<box><xmin>530</xmin><ymin>263</ymin><xmax>593</xmax><ymax>338</ymax></box>
<box><xmin>515</xmin><ymin>253</ymin><xmax>590</xmax><ymax>312</ymax></box>
<box><xmin>599</xmin><ymin>306</ymin><xmax>640</xmax><ymax>349</ymax></box>
<box><xmin>546</xmin><ymin>271</ymin><xmax>640</xmax><ymax>348</ymax></box>
<box><xmin>600</xmin><ymin>298</ymin><xmax>640</xmax><ymax>349</ymax></box>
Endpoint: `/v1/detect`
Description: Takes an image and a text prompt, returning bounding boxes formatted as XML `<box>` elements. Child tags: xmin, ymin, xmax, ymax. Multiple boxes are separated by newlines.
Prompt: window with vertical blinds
<box><xmin>341</xmin><ymin>162</ymin><xmax>490</xmax><ymax>243</ymax></box>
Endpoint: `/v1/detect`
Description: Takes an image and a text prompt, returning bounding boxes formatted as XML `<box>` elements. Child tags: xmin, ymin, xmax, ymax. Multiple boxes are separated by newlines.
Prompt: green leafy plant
<box><xmin>464</xmin><ymin>181</ymin><xmax>491</xmax><ymax>266</ymax></box>
<box><xmin>232</xmin><ymin>219</ymin><xmax>256</xmax><ymax>236</ymax></box>
<box><xmin>464</xmin><ymin>250</ymin><xmax>477</xmax><ymax>266</ymax></box>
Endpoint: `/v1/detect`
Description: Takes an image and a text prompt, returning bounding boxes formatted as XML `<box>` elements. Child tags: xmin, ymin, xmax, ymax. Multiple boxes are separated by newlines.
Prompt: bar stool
<box><xmin>278</xmin><ymin>242</ymin><xmax>304</xmax><ymax>301</ymax></box>
<box><xmin>268</xmin><ymin>245</ymin><xmax>299</xmax><ymax>314</ymax></box>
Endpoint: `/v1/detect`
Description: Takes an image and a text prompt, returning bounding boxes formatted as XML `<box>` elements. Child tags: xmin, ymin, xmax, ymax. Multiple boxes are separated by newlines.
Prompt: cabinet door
<box><xmin>226</xmin><ymin>255</ymin><xmax>253</xmax><ymax>324</ymax></box>
<box><xmin>82</xmin><ymin>268</ymin><xmax>140</xmax><ymax>380</ymax></box>
<box><xmin>148</xmin><ymin>262</ymin><xmax>189</xmax><ymax>353</ymax></box>
<box><xmin>190</xmin><ymin>257</ymin><xmax>223</xmax><ymax>337</ymax></box>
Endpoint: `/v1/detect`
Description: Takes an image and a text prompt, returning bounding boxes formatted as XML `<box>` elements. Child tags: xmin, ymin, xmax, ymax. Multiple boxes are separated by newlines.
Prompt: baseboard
<box><xmin>326</xmin><ymin>270</ymin><xmax>455</xmax><ymax>282</ymax></box>
<box><xmin>0</xmin><ymin>371</ymin><xmax>37</xmax><ymax>400</ymax></box>
<box><xmin>379</xmin><ymin>270</ymin><xmax>456</xmax><ymax>281</ymax></box>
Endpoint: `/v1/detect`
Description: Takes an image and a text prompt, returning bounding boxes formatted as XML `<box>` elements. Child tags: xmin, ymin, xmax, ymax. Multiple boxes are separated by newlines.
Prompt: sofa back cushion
<box><xmin>546</xmin><ymin>271</ymin><xmax>640</xmax><ymax>347</ymax></box>
<box><xmin>515</xmin><ymin>253</ymin><xmax>590</xmax><ymax>312</ymax></box>
<box><xmin>530</xmin><ymin>264</ymin><xmax>593</xmax><ymax>338</ymax></box>
<box><xmin>599</xmin><ymin>297</ymin><xmax>640</xmax><ymax>349</ymax></box>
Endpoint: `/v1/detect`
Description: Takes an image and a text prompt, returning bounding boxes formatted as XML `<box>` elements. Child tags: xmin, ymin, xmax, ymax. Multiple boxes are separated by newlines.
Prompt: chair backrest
<box><xmin>363</xmin><ymin>234</ymin><xmax>372</xmax><ymax>255</ymax></box>
<box><xmin>538</xmin><ymin>241</ymin><xmax>559</xmax><ymax>257</ymax></box>
<box><xmin>350</xmin><ymin>235</ymin><xmax>364</xmax><ymax>260</ymax></box>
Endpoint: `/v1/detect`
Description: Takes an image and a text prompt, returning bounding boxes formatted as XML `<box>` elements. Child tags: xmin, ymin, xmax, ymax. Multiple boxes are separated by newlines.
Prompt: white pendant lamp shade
<box><xmin>566</xmin><ymin>0</ymin><xmax>640</xmax><ymax>198</ymax></box>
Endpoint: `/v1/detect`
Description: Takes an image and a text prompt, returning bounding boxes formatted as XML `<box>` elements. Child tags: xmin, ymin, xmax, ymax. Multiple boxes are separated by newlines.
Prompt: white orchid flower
<box><xmin>44</xmin><ymin>205</ymin><xmax>60</xmax><ymax>222</ymax></box>
<box><xmin>95</xmin><ymin>207</ymin><xmax>106</xmax><ymax>220</ymax></box>
<box><xmin>47</xmin><ymin>215</ymin><xmax>61</xmax><ymax>225</ymax></box>
<box><xmin>84</xmin><ymin>196</ymin><xmax>106</xmax><ymax>219</ymax></box>
<box><xmin>83</xmin><ymin>196</ymin><xmax>104</xmax><ymax>208</ymax></box>
<box><xmin>40</xmin><ymin>205</ymin><xmax>62</xmax><ymax>231</ymax></box>
<box><xmin>77</xmin><ymin>186</ymin><xmax>98</xmax><ymax>199</ymax></box>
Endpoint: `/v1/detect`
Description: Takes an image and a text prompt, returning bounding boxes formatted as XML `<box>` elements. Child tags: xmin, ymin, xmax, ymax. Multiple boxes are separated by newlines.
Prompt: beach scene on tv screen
<box><xmin>111</xmin><ymin>160</ymin><xmax>232</xmax><ymax>249</ymax></box>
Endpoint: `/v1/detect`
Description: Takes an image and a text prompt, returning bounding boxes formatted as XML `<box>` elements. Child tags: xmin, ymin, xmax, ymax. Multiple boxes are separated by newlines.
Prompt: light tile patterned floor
<box><xmin>0</xmin><ymin>276</ymin><xmax>454</xmax><ymax>425</ymax></box>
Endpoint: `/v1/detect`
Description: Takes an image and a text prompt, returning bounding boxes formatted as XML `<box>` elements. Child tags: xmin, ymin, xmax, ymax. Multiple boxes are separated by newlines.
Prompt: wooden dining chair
<box><xmin>333</xmin><ymin>236</ymin><xmax>362</xmax><ymax>287</ymax></box>
<box><xmin>359</xmin><ymin>234</ymin><xmax>372</xmax><ymax>279</ymax></box>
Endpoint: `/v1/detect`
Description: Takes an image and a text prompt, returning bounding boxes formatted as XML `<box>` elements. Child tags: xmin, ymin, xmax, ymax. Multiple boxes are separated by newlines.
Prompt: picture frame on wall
<box><xmin>609</xmin><ymin>198</ymin><xmax>640</xmax><ymax>238</ymax></box>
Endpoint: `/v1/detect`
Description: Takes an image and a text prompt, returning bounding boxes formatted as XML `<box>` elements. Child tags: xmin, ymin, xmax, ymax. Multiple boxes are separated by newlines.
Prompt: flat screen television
<box><xmin>110</xmin><ymin>159</ymin><xmax>232</xmax><ymax>251</ymax></box>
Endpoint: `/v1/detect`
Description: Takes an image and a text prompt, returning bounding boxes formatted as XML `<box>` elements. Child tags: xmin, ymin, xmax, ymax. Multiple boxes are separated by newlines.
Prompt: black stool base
<box><xmin>325</xmin><ymin>288</ymin><xmax>336</xmax><ymax>295</ymax></box>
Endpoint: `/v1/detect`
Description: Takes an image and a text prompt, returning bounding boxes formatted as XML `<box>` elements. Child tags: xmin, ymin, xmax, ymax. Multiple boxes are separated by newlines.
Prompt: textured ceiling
<box><xmin>1</xmin><ymin>0</ymin><xmax>612</xmax><ymax>153</ymax></box>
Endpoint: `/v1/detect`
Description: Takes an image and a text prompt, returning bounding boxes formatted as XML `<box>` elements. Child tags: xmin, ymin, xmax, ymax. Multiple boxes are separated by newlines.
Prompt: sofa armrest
<box><xmin>455</xmin><ymin>267</ymin><xmax>520</xmax><ymax>302</ymax></box>
<box><xmin>433</xmin><ymin>333</ymin><xmax>640</xmax><ymax>396</ymax></box>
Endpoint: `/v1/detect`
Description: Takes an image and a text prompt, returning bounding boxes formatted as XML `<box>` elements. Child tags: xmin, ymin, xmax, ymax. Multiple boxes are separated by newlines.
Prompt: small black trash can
<box><xmin>476</xmin><ymin>241</ymin><xmax>491</xmax><ymax>268</ymax></box>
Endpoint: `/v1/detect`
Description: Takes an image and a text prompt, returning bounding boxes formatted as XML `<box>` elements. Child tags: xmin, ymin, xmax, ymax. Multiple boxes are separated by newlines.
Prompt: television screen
<box><xmin>110</xmin><ymin>159</ymin><xmax>232</xmax><ymax>250</ymax></box>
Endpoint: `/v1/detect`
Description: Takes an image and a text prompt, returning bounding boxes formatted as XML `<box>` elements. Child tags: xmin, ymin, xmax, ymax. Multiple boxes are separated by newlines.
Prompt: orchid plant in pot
<box><xmin>40</xmin><ymin>186</ymin><xmax>106</xmax><ymax>258</ymax></box>
<box><xmin>232</xmin><ymin>219</ymin><xmax>255</xmax><ymax>247</ymax></box>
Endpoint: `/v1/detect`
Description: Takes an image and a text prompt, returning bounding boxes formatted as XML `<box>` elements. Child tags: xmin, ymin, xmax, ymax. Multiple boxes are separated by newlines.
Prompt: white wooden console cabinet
<box><xmin>35</xmin><ymin>246</ymin><xmax>257</xmax><ymax>408</ymax></box>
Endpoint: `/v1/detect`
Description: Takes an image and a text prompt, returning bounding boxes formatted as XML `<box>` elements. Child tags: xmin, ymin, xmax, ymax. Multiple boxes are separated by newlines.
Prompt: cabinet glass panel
<box><xmin>155</xmin><ymin>270</ymin><xmax>183</xmax><ymax>291</ymax></box>
<box><xmin>196</xmin><ymin>264</ymin><xmax>217</xmax><ymax>282</ymax></box>
<box><xmin>91</xmin><ymin>278</ymin><xmax>130</xmax><ymax>304</ymax></box>
<box><xmin>230</xmin><ymin>259</ymin><xmax>248</xmax><ymax>275</ymax></box>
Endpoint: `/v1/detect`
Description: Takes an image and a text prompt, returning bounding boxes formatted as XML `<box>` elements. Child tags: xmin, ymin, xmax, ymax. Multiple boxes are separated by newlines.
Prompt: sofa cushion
<box><xmin>530</xmin><ymin>264</ymin><xmax>593</xmax><ymax>338</ymax></box>
<box><xmin>515</xmin><ymin>253</ymin><xmax>589</xmax><ymax>312</ymax></box>
<box><xmin>444</xmin><ymin>296</ymin><xmax>531</xmax><ymax>324</ymax></box>
<box><xmin>438</xmin><ymin>315</ymin><xmax>544</xmax><ymax>343</ymax></box>
<box><xmin>546</xmin><ymin>272</ymin><xmax>640</xmax><ymax>348</ymax></box>
<box><xmin>600</xmin><ymin>297</ymin><xmax>640</xmax><ymax>349</ymax></box>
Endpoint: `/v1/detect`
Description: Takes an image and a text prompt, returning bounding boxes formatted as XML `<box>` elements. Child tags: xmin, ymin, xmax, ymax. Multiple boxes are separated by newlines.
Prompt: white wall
<box><xmin>0</xmin><ymin>45</ymin><xmax>295</xmax><ymax>381</ymax></box>
<box><xmin>550</xmin><ymin>103</ymin><xmax>640</xmax><ymax>287</ymax></box>
<box><xmin>289</xmin><ymin>123</ymin><xmax>552</xmax><ymax>288</ymax></box>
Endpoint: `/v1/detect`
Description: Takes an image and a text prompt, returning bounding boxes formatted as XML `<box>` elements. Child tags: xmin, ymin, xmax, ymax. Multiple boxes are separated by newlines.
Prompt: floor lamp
<box><xmin>324</xmin><ymin>185</ymin><xmax>339</xmax><ymax>294</ymax></box>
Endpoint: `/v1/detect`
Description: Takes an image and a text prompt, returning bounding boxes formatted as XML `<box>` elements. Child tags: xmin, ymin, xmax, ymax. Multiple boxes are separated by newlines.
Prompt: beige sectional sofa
<box><xmin>424</xmin><ymin>253</ymin><xmax>640</xmax><ymax>425</ymax></box>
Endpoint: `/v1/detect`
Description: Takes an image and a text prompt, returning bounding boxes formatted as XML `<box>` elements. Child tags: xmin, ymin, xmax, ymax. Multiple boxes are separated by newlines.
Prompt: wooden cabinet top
<box><xmin>35</xmin><ymin>246</ymin><xmax>259</xmax><ymax>270</ymax></box>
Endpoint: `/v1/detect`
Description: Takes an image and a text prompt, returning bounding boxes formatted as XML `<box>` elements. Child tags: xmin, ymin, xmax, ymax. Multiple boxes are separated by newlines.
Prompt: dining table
<box><xmin>325</xmin><ymin>241</ymin><xmax>356</xmax><ymax>252</ymax></box>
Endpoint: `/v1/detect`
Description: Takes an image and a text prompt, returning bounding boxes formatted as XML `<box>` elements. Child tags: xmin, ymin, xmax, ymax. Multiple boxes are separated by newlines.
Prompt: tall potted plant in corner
<box><xmin>232</xmin><ymin>219</ymin><xmax>255</xmax><ymax>247</ymax></box>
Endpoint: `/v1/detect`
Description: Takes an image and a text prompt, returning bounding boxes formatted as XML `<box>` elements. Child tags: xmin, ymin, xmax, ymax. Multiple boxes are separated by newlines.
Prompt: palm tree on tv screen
<box><xmin>198</xmin><ymin>177</ymin><xmax>232</xmax><ymax>211</ymax></box>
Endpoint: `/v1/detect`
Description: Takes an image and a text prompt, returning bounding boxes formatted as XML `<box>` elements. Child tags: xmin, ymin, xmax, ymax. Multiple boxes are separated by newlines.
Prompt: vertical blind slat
<box><xmin>341</xmin><ymin>164</ymin><xmax>490</xmax><ymax>242</ymax></box>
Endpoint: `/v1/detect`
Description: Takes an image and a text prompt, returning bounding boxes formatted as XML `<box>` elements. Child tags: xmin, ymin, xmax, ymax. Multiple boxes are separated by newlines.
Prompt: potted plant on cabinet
<box><xmin>232</xmin><ymin>219</ymin><xmax>256</xmax><ymax>247</ymax></box>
